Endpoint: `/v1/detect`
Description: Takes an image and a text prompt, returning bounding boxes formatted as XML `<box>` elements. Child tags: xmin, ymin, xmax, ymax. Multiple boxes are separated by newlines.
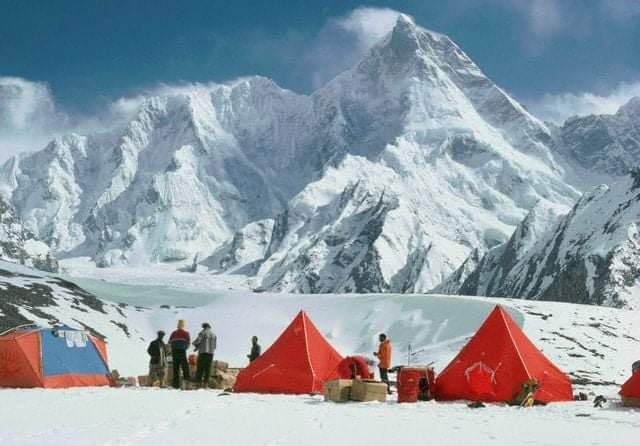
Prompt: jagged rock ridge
<box><xmin>438</xmin><ymin>172</ymin><xmax>640</xmax><ymax>309</ymax></box>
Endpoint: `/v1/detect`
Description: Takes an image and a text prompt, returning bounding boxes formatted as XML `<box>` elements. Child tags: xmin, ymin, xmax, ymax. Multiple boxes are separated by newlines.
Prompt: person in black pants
<box><xmin>193</xmin><ymin>322</ymin><xmax>216</xmax><ymax>388</ymax></box>
<box><xmin>146</xmin><ymin>330</ymin><xmax>167</xmax><ymax>386</ymax></box>
<box><xmin>169</xmin><ymin>320</ymin><xmax>191</xmax><ymax>389</ymax></box>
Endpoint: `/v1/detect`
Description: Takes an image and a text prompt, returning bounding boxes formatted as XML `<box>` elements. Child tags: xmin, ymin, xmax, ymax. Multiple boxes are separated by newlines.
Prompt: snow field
<box><xmin>2</xmin><ymin>263</ymin><xmax>639</xmax><ymax>446</ymax></box>
<box><xmin>0</xmin><ymin>388</ymin><xmax>637</xmax><ymax>446</ymax></box>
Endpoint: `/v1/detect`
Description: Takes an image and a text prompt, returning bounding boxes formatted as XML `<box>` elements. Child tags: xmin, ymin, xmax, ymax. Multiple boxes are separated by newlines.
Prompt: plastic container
<box><xmin>398</xmin><ymin>367</ymin><xmax>436</xmax><ymax>403</ymax></box>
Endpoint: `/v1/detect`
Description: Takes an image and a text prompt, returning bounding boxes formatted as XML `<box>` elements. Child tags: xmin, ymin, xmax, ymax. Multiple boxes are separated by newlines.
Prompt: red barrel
<box><xmin>398</xmin><ymin>368</ymin><xmax>422</xmax><ymax>403</ymax></box>
<box><xmin>398</xmin><ymin>367</ymin><xmax>436</xmax><ymax>403</ymax></box>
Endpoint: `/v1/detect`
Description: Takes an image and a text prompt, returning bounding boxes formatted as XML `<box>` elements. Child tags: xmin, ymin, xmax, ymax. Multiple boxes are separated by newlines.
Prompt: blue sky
<box><xmin>1</xmin><ymin>1</ymin><xmax>640</xmax><ymax>158</ymax></box>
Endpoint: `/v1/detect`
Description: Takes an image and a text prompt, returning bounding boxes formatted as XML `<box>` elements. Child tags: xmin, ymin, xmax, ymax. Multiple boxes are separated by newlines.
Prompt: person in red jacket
<box><xmin>169</xmin><ymin>320</ymin><xmax>191</xmax><ymax>389</ymax></box>
<box><xmin>374</xmin><ymin>333</ymin><xmax>392</xmax><ymax>394</ymax></box>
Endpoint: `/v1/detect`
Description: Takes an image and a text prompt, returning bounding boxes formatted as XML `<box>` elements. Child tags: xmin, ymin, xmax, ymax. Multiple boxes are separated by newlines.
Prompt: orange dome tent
<box><xmin>234</xmin><ymin>311</ymin><xmax>343</xmax><ymax>394</ymax></box>
<box><xmin>434</xmin><ymin>305</ymin><xmax>573</xmax><ymax>403</ymax></box>
<box><xmin>620</xmin><ymin>371</ymin><xmax>640</xmax><ymax>406</ymax></box>
<box><xmin>0</xmin><ymin>325</ymin><xmax>110</xmax><ymax>388</ymax></box>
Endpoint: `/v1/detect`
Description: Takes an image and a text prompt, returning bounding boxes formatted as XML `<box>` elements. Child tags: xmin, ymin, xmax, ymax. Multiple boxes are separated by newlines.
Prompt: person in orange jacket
<box><xmin>374</xmin><ymin>333</ymin><xmax>392</xmax><ymax>394</ymax></box>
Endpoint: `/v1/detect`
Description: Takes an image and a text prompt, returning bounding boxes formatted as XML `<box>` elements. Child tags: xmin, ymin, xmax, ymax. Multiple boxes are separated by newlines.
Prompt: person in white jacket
<box><xmin>192</xmin><ymin>323</ymin><xmax>217</xmax><ymax>388</ymax></box>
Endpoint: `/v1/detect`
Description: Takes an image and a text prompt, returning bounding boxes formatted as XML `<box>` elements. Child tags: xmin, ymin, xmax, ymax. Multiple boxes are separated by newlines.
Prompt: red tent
<box><xmin>620</xmin><ymin>371</ymin><xmax>640</xmax><ymax>405</ymax></box>
<box><xmin>434</xmin><ymin>305</ymin><xmax>573</xmax><ymax>403</ymax></box>
<box><xmin>0</xmin><ymin>325</ymin><xmax>110</xmax><ymax>388</ymax></box>
<box><xmin>234</xmin><ymin>311</ymin><xmax>343</xmax><ymax>394</ymax></box>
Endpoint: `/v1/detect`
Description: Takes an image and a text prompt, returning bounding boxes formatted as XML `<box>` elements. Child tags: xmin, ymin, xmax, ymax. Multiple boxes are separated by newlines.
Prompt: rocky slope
<box><xmin>554</xmin><ymin>97</ymin><xmax>640</xmax><ymax>188</ymax></box>
<box><xmin>0</xmin><ymin>195</ymin><xmax>58</xmax><ymax>272</ymax></box>
<box><xmin>437</xmin><ymin>172</ymin><xmax>640</xmax><ymax>309</ymax></box>
<box><xmin>0</xmin><ymin>260</ymin><xmax>137</xmax><ymax>340</ymax></box>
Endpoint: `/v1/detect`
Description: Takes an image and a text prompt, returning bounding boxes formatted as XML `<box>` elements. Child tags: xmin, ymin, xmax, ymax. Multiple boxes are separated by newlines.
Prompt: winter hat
<box><xmin>177</xmin><ymin>320</ymin><xmax>186</xmax><ymax>329</ymax></box>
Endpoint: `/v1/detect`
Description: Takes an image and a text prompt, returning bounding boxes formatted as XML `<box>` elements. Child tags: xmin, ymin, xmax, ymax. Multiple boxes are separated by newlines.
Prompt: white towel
<box><xmin>64</xmin><ymin>330</ymin><xmax>74</xmax><ymax>347</ymax></box>
<box><xmin>75</xmin><ymin>332</ymin><xmax>88</xmax><ymax>348</ymax></box>
<box><xmin>63</xmin><ymin>330</ymin><xmax>88</xmax><ymax>348</ymax></box>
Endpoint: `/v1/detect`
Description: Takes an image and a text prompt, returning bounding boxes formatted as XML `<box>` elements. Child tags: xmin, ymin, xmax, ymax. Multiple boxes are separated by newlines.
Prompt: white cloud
<box><xmin>333</xmin><ymin>7</ymin><xmax>404</xmax><ymax>49</ymax></box>
<box><xmin>0</xmin><ymin>77</ymin><xmax>69</xmax><ymax>161</ymax></box>
<box><xmin>527</xmin><ymin>81</ymin><xmax>640</xmax><ymax>124</ymax></box>
<box><xmin>304</xmin><ymin>7</ymin><xmax>404</xmax><ymax>89</ymax></box>
<box><xmin>0</xmin><ymin>77</ymin><xmax>145</xmax><ymax>163</ymax></box>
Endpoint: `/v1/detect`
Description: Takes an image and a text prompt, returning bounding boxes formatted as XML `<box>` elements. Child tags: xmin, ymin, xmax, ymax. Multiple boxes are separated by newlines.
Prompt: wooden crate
<box><xmin>324</xmin><ymin>379</ymin><xmax>353</xmax><ymax>402</ymax></box>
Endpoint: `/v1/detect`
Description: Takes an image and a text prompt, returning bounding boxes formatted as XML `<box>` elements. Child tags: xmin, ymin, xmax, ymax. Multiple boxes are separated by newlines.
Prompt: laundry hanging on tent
<box><xmin>58</xmin><ymin>330</ymin><xmax>88</xmax><ymax>348</ymax></box>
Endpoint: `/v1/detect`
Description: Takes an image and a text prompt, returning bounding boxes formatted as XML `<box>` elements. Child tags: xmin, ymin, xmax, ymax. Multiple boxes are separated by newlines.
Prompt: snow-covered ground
<box><xmin>2</xmin><ymin>261</ymin><xmax>638</xmax><ymax>445</ymax></box>
<box><xmin>0</xmin><ymin>388</ymin><xmax>637</xmax><ymax>446</ymax></box>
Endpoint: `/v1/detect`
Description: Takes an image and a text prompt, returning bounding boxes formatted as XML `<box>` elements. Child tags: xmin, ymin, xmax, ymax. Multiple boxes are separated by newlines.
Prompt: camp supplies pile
<box><xmin>324</xmin><ymin>379</ymin><xmax>387</xmax><ymax>402</ymax></box>
<box><xmin>108</xmin><ymin>370</ymin><xmax>135</xmax><ymax>387</ymax></box>
<box><xmin>324</xmin><ymin>379</ymin><xmax>354</xmax><ymax>402</ymax></box>
<box><xmin>160</xmin><ymin>359</ymin><xmax>236</xmax><ymax>389</ymax></box>
<box><xmin>234</xmin><ymin>311</ymin><xmax>343</xmax><ymax>394</ymax></box>
<box><xmin>211</xmin><ymin>365</ymin><xmax>239</xmax><ymax>390</ymax></box>
<box><xmin>351</xmin><ymin>379</ymin><xmax>388</xmax><ymax>402</ymax></box>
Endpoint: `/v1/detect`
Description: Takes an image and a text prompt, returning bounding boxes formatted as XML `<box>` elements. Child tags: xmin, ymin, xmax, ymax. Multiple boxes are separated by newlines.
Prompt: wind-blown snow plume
<box><xmin>0</xmin><ymin>77</ymin><xmax>67</xmax><ymax>161</ymax></box>
<box><xmin>305</xmin><ymin>7</ymin><xmax>404</xmax><ymax>89</ymax></box>
<box><xmin>0</xmin><ymin>77</ymin><xmax>146</xmax><ymax>162</ymax></box>
<box><xmin>529</xmin><ymin>81</ymin><xmax>640</xmax><ymax>124</ymax></box>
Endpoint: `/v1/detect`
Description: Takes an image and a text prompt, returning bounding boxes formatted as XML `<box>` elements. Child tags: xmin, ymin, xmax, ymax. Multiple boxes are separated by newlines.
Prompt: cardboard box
<box><xmin>324</xmin><ymin>379</ymin><xmax>353</xmax><ymax>402</ymax></box>
<box><xmin>213</xmin><ymin>360</ymin><xmax>229</xmax><ymax>372</ymax></box>
<box><xmin>351</xmin><ymin>379</ymin><xmax>387</xmax><ymax>402</ymax></box>
<box><xmin>211</xmin><ymin>369</ymin><xmax>238</xmax><ymax>390</ymax></box>
<box><xmin>622</xmin><ymin>396</ymin><xmax>640</xmax><ymax>407</ymax></box>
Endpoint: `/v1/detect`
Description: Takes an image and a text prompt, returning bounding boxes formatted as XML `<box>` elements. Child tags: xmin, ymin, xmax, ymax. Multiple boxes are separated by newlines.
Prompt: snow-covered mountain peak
<box><xmin>385</xmin><ymin>14</ymin><xmax>422</xmax><ymax>60</ymax></box>
<box><xmin>355</xmin><ymin>14</ymin><xmax>470</xmax><ymax>85</ymax></box>
<box><xmin>618</xmin><ymin>96</ymin><xmax>640</xmax><ymax>120</ymax></box>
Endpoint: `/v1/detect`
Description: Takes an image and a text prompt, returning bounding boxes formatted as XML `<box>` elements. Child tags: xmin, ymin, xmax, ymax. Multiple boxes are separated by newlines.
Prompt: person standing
<box><xmin>169</xmin><ymin>320</ymin><xmax>191</xmax><ymax>389</ymax></box>
<box><xmin>147</xmin><ymin>330</ymin><xmax>167</xmax><ymax>386</ymax></box>
<box><xmin>373</xmin><ymin>333</ymin><xmax>392</xmax><ymax>394</ymax></box>
<box><xmin>248</xmin><ymin>335</ymin><xmax>261</xmax><ymax>362</ymax></box>
<box><xmin>193</xmin><ymin>322</ymin><xmax>216</xmax><ymax>388</ymax></box>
